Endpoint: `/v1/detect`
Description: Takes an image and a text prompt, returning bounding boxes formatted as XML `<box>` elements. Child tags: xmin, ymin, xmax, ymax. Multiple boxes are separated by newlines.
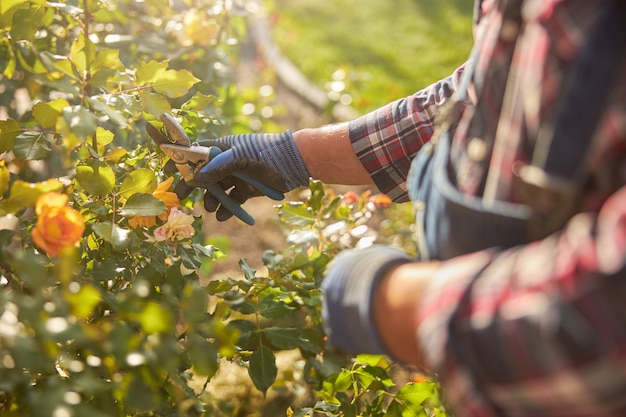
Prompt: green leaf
<box><xmin>69</xmin><ymin>32</ymin><xmax>95</xmax><ymax>74</ymax></box>
<box><xmin>92</xmin><ymin>48</ymin><xmax>123</xmax><ymax>72</ymax></box>
<box><xmin>384</xmin><ymin>400</ymin><xmax>403</xmax><ymax>417</ymax></box>
<box><xmin>61</xmin><ymin>105</ymin><xmax>98</xmax><ymax>141</ymax></box>
<box><xmin>182</xmin><ymin>92</ymin><xmax>215</xmax><ymax>111</ymax></box>
<box><xmin>0</xmin><ymin>36</ymin><xmax>16</xmax><ymax>78</ymax></box>
<box><xmin>0</xmin><ymin>161</ymin><xmax>9</xmax><ymax>196</ymax></box>
<box><xmin>298</xmin><ymin>328</ymin><xmax>326</xmax><ymax>356</ymax></box>
<box><xmin>126</xmin><ymin>375</ymin><xmax>158</xmax><ymax>412</ymax></box>
<box><xmin>308</xmin><ymin>180</ymin><xmax>325</xmax><ymax>212</ymax></box>
<box><xmin>187</xmin><ymin>334</ymin><xmax>218</xmax><ymax>377</ymax></box>
<box><xmin>96</xmin><ymin>126</ymin><xmax>114</xmax><ymax>148</ymax></box>
<box><xmin>66</xmin><ymin>284</ymin><xmax>102</xmax><ymax>319</ymax></box>
<box><xmin>330</xmin><ymin>369</ymin><xmax>352</xmax><ymax>393</ymax></box>
<box><xmin>313</xmin><ymin>402</ymin><xmax>341</xmax><ymax>414</ymax></box>
<box><xmin>395</xmin><ymin>381</ymin><xmax>438</xmax><ymax>408</ymax></box>
<box><xmin>15</xmin><ymin>249</ymin><xmax>49</xmax><ymax>289</ymax></box>
<box><xmin>90</xmin><ymin>68</ymin><xmax>117</xmax><ymax>90</ymax></box>
<box><xmin>15</xmin><ymin>41</ymin><xmax>47</xmax><ymax>74</ymax></box>
<box><xmin>229</xmin><ymin>319</ymin><xmax>258</xmax><ymax>346</ymax></box>
<box><xmin>41</xmin><ymin>51</ymin><xmax>77</xmax><ymax>79</ymax></box>
<box><xmin>88</xmin><ymin>96</ymin><xmax>128</xmax><ymax>127</ymax></box>
<box><xmin>263</xmin><ymin>327</ymin><xmax>301</xmax><ymax>350</ymax></box>
<box><xmin>13</xmin><ymin>131</ymin><xmax>51</xmax><ymax>161</ymax></box>
<box><xmin>138</xmin><ymin>301</ymin><xmax>173</xmax><ymax>333</ymax></box>
<box><xmin>355</xmin><ymin>354</ymin><xmax>389</xmax><ymax>367</ymax></box>
<box><xmin>10</xmin><ymin>179</ymin><xmax>63</xmax><ymax>207</ymax></box>
<box><xmin>0</xmin><ymin>199</ymin><xmax>24</xmax><ymax>215</ymax></box>
<box><xmin>248</xmin><ymin>345</ymin><xmax>277</xmax><ymax>395</ymax></box>
<box><xmin>239</xmin><ymin>258</ymin><xmax>257</xmax><ymax>281</ymax></box>
<box><xmin>181</xmin><ymin>283</ymin><xmax>209</xmax><ymax>323</ymax></box>
<box><xmin>33</xmin><ymin>101</ymin><xmax>62</xmax><ymax>129</ymax></box>
<box><xmin>92</xmin><ymin>221</ymin><xmax>130</xmax><ymax>250</ymax></box>
<box><xmin>178</xmin><ymin>244</ymin><xmax>203</xmax><ymax>270</ymax></box>
<box><xmin>206</xmin><ymin>279</ymin><xmax>234</xmax><ymax>294</ymax></box>
<box><xmin>76</xmin><ymin>161</ymin><xmax>116</xmax><ymax>196</ymax></box>
<box><xmin>119</xmin><ymin>193</ymin><xmax>165</xmax><ymax>217</ymax></box>
<box><xmin>340</xmin><ymin>402</ymin><xmax>357</xmax><ymax>417</ymax></box>
<box><xmin>223</xmin><ymin>290</ymin><xmax>256</xmax><ymax>314</ymax></box>
<box><xmin>119</xmin><ymin>168</ymin><xmax>157</xmax><ymax>198</ymax></box>
<box><xmin>136</xmin><ymin>59</ymin><xmax>167</xmax><ymax>85</ymax></box>
<box><xmin>259</xmin><ymin>298</ymin><xmax>295</xmax><ymax>320</ymax></box>
<box><xmin>0</xmin><ymin>118</ymin><xmax>20</xmax><ymax>153</ymax></box>
<box><xmin>152</xmin><ymin>69</ymin><xmax>200</xmax><ymax>98</ymax></box>
<box><xmin>139</xmin><ymin>90</ymin><xmax>171</xmax><ymax>117</ymax></box>
<box><xmin>0</xmin><ymin>0</ymin><xmax>23</xmax><ymax>30</ymax></box>
<box><xmin>9</xmin><ymin>5</ymin><xmax>45</xmax><ymax>40</ymax></box>
<box><xmin>292</xmin><ymin>408</ymin><xmax>314</xmax><ymax>417</ymax></box>
<box><xmin>354</xmin><ymin>365</ymin><xmax>393</xmax><ymax>391</ymax></box>
<box><xmin>277</xmin><ymin>202</ymin><xmax>315</xmax><ymax>227</ymax></box>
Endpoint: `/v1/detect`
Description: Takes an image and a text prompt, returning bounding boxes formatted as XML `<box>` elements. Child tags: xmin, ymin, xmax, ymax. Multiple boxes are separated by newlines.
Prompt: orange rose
<box><xmin>342</xmin><ymin>191</ymin><xmax>359</xmax><ymax>205</ymax></box>
<box><xmin>369</xmin><ymin>193</ymin><xmax>392</xmax><ymax>208</ymax></box>
<box><xmin>32</xmin><ymin>192</ymin><xmax>85</xmax><ymax>257</ymax></box>
<box><xmin>128</xmin><ymin>177</ymin><xmax>180</xmax><ymax>229</ymax></box>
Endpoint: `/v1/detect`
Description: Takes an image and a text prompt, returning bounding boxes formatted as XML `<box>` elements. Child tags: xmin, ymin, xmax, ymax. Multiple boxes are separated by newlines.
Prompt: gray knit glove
<box><xmin>321</xmin><ymin>245</ymin><xmax>411</xmax><ymax>355</ymax></box>
<box><xmin>175</xmin><ymin>131</ymin><xmax>310</xmax><ymax>221</ymax></box>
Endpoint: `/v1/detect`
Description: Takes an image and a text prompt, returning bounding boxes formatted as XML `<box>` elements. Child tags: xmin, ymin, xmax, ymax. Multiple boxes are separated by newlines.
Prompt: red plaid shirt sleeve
<box><xmin>348</xmin><ymin>66</ymin><xmax>467</xmax><ymax>203</ymax></box>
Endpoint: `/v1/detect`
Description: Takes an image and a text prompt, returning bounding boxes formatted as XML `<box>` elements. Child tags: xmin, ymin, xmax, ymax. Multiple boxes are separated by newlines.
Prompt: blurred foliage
<box><xmin>268</xmin><ymin>0</ymin><xmax>473</xmax><ymax>113</ymax></box>
<box><xmin>0</xmin><ymin>0</ymin><xmax>445</xmax><ymax>416</ymax></box>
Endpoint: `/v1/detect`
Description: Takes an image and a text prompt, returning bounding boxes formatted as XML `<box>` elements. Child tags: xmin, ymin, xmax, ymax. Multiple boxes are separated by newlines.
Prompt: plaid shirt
<box><xmin>349</xmin><ymin>0</ymin><xmax>626</xmax><ymax>416</ymax></box>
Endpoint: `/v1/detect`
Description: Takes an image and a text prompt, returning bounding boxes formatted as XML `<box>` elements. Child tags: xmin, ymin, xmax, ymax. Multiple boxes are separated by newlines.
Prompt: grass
<box><xmin>267</xmin><ymin>0</ymin><xmax>474</xmax><ymax>113</ymax></box>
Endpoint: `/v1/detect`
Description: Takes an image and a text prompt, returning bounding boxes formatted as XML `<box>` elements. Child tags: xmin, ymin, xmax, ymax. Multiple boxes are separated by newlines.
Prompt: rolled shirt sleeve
<box><xmin>348</xmin><ymin>65</ymin><xmax>467</xmax><ymax>202</ymax></box>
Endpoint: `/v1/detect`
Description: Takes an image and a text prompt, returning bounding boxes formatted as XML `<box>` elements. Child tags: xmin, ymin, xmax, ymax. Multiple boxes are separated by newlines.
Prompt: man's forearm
<box><xmin>293</xmin><ymin>123</ymin><xmax>374</xmax><ymax>186</ymax></box>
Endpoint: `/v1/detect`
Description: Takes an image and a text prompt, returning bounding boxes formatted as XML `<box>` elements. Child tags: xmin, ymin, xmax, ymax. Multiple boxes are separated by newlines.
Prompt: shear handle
<box><xmin>207</xmin><ymin>183</ymin><xmax>255</xmax><ymax>225</ymax></box>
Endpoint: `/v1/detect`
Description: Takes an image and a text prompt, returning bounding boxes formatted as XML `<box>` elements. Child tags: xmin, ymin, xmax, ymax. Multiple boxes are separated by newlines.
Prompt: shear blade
<box><xmin>160</xmin><ymin>113</ymin><xmax>191</xmax><ymax>146</ymax></box>
<box><xmin>146</xmin><ymin>122</ymin><xmax>171</xmax><ymax>146</ymax></box>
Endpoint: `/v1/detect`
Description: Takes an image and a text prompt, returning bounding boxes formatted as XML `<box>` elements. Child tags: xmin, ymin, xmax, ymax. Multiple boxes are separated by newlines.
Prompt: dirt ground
<box><xmin>199</xmin><ymin>194</ymin><xmax>289</xmax><ymax>275</ymax></box>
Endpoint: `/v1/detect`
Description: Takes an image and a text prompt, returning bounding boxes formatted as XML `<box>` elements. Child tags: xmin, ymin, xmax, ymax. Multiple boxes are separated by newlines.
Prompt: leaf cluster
<box><xmin>0</xmin><ymin>0</ymin><xmax>253</xmax><ymax>415</ymax></box>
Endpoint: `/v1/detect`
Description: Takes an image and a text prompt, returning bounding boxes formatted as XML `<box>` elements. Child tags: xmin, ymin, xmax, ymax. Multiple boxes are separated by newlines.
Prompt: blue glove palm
<box><xmin>175</xmin><ymin>131</ymin><xmax>310</xmax><ymax>221</ymax></box>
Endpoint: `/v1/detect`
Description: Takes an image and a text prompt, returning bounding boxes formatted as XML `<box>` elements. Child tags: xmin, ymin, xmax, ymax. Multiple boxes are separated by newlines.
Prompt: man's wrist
<box><xmin>373</xmin><ymin>261</ymin><xmax>440</xmax><ymax>366</ymax></box>
<box><xmin>321</xmin><ymin>245</ymin><xmax>412</xmax><ymax>356</ymax></box>
<box><xmin>292</xmin><ymin>124</ymin><xmax>374</xmax><ymax>185</ymax></box>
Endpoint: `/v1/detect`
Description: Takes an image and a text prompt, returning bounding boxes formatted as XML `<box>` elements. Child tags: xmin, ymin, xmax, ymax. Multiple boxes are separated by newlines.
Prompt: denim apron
<box><xmin>407</xmin><ymin>132</ymin><xmax>529</xmax><ymax>261</ymax></box>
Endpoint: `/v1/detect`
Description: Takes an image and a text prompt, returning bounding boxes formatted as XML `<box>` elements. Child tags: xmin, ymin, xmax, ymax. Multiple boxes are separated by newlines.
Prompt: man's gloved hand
<box><xmin>175</xmin><ymin>131</ymin><xmax>311</xmax><ymax>221</ymax></box>
<box><xmin>321</xmin><ymin>245</ymin><xmax>411</xmax><ymax>356</ymax></box>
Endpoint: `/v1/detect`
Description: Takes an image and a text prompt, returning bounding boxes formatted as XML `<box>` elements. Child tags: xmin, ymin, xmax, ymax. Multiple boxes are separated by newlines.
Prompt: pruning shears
<box><xmin>147</xmin><ymin>113</ymin><xmax>284</xmax><ymax>225</ymax></box>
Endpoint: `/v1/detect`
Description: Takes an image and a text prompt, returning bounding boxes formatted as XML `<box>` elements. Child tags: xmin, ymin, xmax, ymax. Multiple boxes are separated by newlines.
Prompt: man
<box><xmin>154</xmin><ymin>0</ymin><xmax>626</xmax><ymax>415</ymax></box>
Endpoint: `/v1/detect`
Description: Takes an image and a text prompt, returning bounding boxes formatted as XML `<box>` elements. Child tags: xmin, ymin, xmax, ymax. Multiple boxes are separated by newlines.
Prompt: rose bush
<box><xmin>0</xmin><ymin>0</ymin><xmax>445</xmax><ymax>416</ymax></box>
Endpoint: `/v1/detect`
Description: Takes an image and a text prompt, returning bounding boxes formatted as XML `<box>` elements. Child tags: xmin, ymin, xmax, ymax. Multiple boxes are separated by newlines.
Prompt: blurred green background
<box><xmin>267</xmin><ymin>0</ymin><xmax>474</xmax><ymax>113</ymax></box>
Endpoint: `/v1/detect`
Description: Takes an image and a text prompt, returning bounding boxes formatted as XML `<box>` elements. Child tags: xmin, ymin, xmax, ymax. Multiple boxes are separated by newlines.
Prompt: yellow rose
<box><xmin>32</xmin><ymin>192</ymin><xmax>85</xmax><ymax>257</ymax></box>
